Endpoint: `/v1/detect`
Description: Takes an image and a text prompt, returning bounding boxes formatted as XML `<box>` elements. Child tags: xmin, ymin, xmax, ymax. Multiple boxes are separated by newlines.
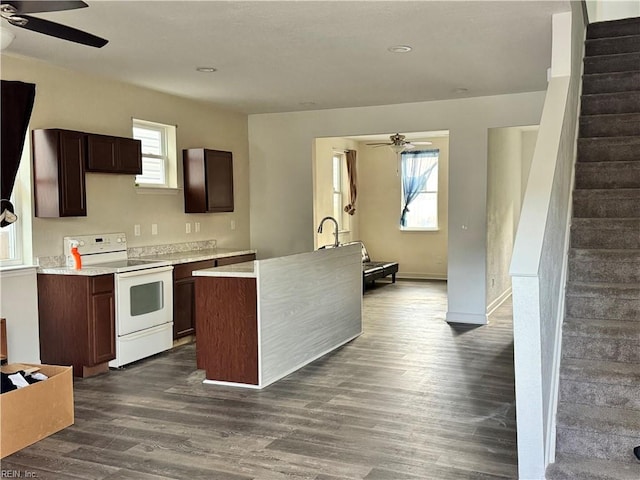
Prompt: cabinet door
<box><xmin>174</xmin><ymin>277</ymin><xmax>195</xmax><ymax>338</ymax></box>
<box><xmin>59</xmin><ymin>130</ymin><xmax>87</xmax><ymax>217</ymax></box>
<box><xmin>205</xmin><ymin>150</ymin><xmax>234</xmax><ymax>212</ymax></box>
<box><xmin>90</xmin><ymin>276</ymin><xmax>115</xmax><ymax>365</ymax></box>
<box><xmin>117</xmin><ymin>137</ymin><xmax>142</xmax><ymax>174</ymax></box>
<box><xmin>86</xmin><ymin>134</ymin><xmax>117</xmax><ymax>172</ymax></box>
<box><xmin>173</xmin><ymin>259</ymin><xmax>215</xmax><ymax>338</ymax></box>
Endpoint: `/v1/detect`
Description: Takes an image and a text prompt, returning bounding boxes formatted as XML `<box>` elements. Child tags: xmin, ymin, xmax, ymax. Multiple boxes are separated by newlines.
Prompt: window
<box><xmin>0</xmin><ymin>133</ymin><xmax>31</xmax><ymax>267</ymax></box>
<box><xmin>332</xmin><ymin>152</ymin><xmax>350</xmax><ymax>231</ymax></box>
<box><xmin>0</xmin><ymin>201</ymin><xmax>21</xmax><ymax>265</ymax></box>
<box><xmin>400</xmin><ymin>150</ymin><xmax>439</xmax><ymax>230</ymax></box>
<box><xmin>133</xmin><ymin>119</ymin><xmax>177</xmax><ymax>188</ymax></box>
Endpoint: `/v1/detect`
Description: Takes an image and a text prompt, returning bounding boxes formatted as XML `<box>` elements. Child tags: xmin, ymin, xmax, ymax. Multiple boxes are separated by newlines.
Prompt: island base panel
<box><xmin>195</xmin><ymin>277</ymin><xmax>258</xmax><ymax>385</ymax></box>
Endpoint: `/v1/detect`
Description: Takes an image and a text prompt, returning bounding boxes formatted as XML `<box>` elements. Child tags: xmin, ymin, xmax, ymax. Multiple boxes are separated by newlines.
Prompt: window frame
<box><xmin>132</xmin><ymin>119</ymin><xmax>177</xmax><ymax>189</ymax></box>
<box><xmin>399</xmin><ymin>150</ymin><xmax>439</xmax><ymax>232</ymax></box>
<box><xmin>332</xmin><ymin>151</ymin><xmax>350</xmax><ymax>233</ymax></box>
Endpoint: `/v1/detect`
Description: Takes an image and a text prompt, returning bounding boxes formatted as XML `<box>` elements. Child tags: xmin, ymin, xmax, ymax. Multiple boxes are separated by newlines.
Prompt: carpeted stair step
<box><xmin>562</xmin><ymin>318</ymin><xmax>639</xmax><ymax>363</ymax></box>
<box><xmin>584</xmin><ymin>52</ymin><xmax>640</xmax><ymax>75</ymax></box>
<box><xmin>559</xmin><ymin>358</ymin><xmax>640</xmax><ymax>410</ymax></box>
<box><xmin>571</xmin><ymin>218</ymin><xmax>640</xmax><ymax>249</ymax></box>
<box><xmin>575</xmin><ymin>161</ymin><xmax>640</xmax><ymax>189</ymax></box>
<box><xmin>579</xmin><ymin>113</ymin><xmax>640</xmax><ymax>138</ymax></box>
<box><xmin>565</xmin><ymin>282</ymin><xmax>640</xmax><ymax>321</ymax></box>
<box><xmin>573</xmin><ymin>189</ymin><xmax>640</xmax><ymax>218</ymax></box>
<box><xmin>547</xmin><ymin>453</ymin><xmax>640</xmax><ymax>480</ymax></box>
<box><xmin>586</xmin><ymin>35</ymin><xmax>640</xmax><ymax>57</ymax></box>
<box><xmin>581</xmin><ymin>91</ymin><xmax>640</xmax><ymax>115</ymax></box>
<box><xmin>587</xmin><ymin>17</ymin><xmax>640</xmax><ymax>40</ymax></box>
<box><xmin>569</xmin><ymin>249</ymin><xmax>640</xmax><ymax>283</ymax></box>
<box><xmin>555</xmin><ymin>403</ymin><xmax>640</xmax><ymax>463</ymax></box>
<box><xmin>582</xmin><ymin>71</ymin><xmax>640</xmax><ymax>96</ymax></box>
<box><xmin>578</xmin><ymin>136</ymin><xmax>640</xmax><ymax>162</ymax></box>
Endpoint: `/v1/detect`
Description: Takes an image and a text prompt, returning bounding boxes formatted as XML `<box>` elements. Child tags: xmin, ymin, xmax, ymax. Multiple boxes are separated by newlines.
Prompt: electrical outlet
<box><xmin>195</xmin><ymin>222</ymin><xmax>200</xmax><ymax>233</ymax></box>
<box><xmin>230</xmin><ymin>220</ymin><xmax>236</xmax><ymax>231</ymax></box>
<box><xmin>186</xmin><ymin>223</ymin><xmax>191</xmax><ymax>234</ymax></box>
<box><xmin>134</xmin><ymin>224</ymin><xmax>141</xmax><ymax>236</ymax></box>
<box><xmin>151</xmin><ymin>224</ymin><xmax>158</xmax><ymax>235</ymax></box>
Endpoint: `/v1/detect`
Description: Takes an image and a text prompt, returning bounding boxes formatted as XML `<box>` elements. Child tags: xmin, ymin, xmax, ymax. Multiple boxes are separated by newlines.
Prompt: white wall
<box><xmin>358</xmin><ymin>136</ymin><xmax>449</xmax><ymax>279</ymax></box>
<box><xmin>0</xmin><ymin>267</ymin><xmax>40</xmax><ymax>363</ymax></box>
<box><xmin>486</xmin><ymin>126</ymin><xmax>538</xmax><ymax>311</ymax></box>
<box><xmin>486</xmin><ymin>128</ymin><xmax>523</xmax><ymax>310</ymax></box>
<box><xmin>586</xmin><ymin>0</ymin><xmax>640</xmax><ymax>22</ymax></box>
<box><xmin>249</xmin><ymin>92</ymin><xmax>546</xmax><ymax>324</ymax></box>
<box><xmin>1</xmin><ymin>54</ymin><xmax>251</xmax><ymax>261</ymax></box>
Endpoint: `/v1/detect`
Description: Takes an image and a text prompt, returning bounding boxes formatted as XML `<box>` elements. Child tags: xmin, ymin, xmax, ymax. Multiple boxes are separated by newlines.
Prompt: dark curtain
<box><xmin>1</xmin><ymin>80</ymin><xmax>35</xmax><ymax>227</ymax></box>
<box><xmin>343</xmin><ymin>149</ymin><xmax>357</xmax><ymax>215</ymax></box>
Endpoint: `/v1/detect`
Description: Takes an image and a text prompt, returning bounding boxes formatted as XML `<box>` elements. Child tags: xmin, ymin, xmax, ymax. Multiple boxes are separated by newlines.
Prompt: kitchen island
<box><xmin>193</xmin><ymin>243</ymin><xmax>362</xmax><ymax>388</ymax></box>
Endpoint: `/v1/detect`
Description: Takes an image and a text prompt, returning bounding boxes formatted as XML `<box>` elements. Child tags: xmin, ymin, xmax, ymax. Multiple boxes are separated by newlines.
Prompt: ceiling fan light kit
<box><xmin>366</xmin><ymin>133</ymin><xmax>432</xmax><ymax>153</ymax></box>
<box><xmin>0</xmin><ymin>1</ymin><xmax>108</xmax><ymax>48</ymax></box>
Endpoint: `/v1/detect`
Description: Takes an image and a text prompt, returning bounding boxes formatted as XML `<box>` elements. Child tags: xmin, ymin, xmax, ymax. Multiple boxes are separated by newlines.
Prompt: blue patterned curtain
<box><xmin>400</xmin><ymin>150</ymin><xmax>438</xmax><ymax>227</ymax></box>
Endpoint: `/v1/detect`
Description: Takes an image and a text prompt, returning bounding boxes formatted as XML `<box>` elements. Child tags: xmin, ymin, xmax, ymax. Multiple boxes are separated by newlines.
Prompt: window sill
<box><xmin>400</xmin><ymin>227</ymin><xmax>440</xmax><ymax>232</ymax></box>
<box><xmin>0</xmin><ymin>264</ymin><xmax>37</xmax><ymax>274</ymax></box>
<box><xmin>135</xmin><ymin>186</ymin><xmax>182</xmax><ymax>195</ymax></box>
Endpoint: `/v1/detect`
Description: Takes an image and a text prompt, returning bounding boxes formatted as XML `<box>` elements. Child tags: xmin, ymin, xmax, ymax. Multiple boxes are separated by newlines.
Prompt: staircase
<box><xmin>545</xmin><ymin>17</ymin><xmax>640</xmax><ymax>480</ymax></box>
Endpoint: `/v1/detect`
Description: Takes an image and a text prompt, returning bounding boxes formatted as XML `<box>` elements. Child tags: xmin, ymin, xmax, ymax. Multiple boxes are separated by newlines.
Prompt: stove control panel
<box><xmin>63</xmin><ymin>232</ymin><xmax>128</xmax><ymax>258</ymax></box>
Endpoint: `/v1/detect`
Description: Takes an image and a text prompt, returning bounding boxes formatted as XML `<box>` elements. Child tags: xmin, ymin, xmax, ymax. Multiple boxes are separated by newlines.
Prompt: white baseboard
<box><xmin>486</xmin><ymin>287</ymin><xmax>513</xmax><ymax>317</ymax></box>
<box><xmin>397</xmin><ymin>272</ymin><xmax>447</xmax><ymax>281</ymax></box>
<box><xmin>446</xmin><ymin>311</ymin><xmax>488</xmax><ymax>325</ymax></box>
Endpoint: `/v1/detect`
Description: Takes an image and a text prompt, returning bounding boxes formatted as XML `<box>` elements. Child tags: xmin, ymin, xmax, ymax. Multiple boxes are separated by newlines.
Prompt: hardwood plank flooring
<box><xmin>5</xmin><ymin>281</ymin><xmax>518</xmax><ymax>479</ymax></box>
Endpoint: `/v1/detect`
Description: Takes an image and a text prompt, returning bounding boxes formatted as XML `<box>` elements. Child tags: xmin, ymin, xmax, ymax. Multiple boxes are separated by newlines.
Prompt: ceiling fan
<box><xmin>367</xmin><ymin>133</ymin><xmax>432</xmax><ymax>153</ymax></box>
<box><xmin>0</xmin><ymin>1</ymin><xmax>108</xmax><ymax>48</ymax></box>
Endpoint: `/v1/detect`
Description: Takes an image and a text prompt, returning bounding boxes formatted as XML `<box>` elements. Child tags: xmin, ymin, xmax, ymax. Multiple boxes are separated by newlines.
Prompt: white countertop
<box><xmin>138</xmin><ymin>248</ymin><xmax>256</xmax><ymax>265</ymax></box>
<box><xmin>38</xmin><ymin>248</ymin><xmax>256</xmax><ymax>276</ymax></box>
<box><xmin>193</xmin><ymin>261</ymin><xmax>257</xmax><ymax>278</ymax></box>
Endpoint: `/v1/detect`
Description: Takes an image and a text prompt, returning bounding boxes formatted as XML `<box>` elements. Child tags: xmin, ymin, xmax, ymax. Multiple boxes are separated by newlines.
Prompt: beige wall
<box><xmin>313</xmin><ymin>137</ymin><xmax>360</xmax><ymax>248</ymax></box>
<box><xmin>358</xmin><ymin>136</ymin><xmax>449</xmax><ymax>279</ymax></box>
<box><xmin>486</xmin><ymin>126</ymin><xmax>538</xmax><ymax>309</ymax></box>
<box><xmin>1</xmin><ymin>54</ymin><xmax>250</xmax><ymax>259</ymax></box>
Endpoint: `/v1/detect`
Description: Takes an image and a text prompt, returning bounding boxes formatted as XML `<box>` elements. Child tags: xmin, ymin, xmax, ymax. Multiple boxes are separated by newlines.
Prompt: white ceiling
<box><xmin>1</xmin><ymin>0</ymin><xmax>571</xmax><ymax>114</ymax></box>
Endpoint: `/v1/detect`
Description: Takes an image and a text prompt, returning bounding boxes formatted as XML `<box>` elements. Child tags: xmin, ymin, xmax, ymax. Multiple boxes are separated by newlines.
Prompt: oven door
<box><xmin>115</xmin><ymin>266</ymin><xmax>173</xmax><ymax>336</ymax></box>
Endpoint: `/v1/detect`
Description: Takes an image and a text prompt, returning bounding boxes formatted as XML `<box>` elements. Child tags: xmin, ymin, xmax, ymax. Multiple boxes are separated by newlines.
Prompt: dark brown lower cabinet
<box><xmin>37</xmin><ymin>274</ymin><xmax>115</xmax><ymax>377</ymax></box>
<box><xmin>173</xmin><ymin>253</ymin><xmax>256</xmax><ymax>340</ymax></box>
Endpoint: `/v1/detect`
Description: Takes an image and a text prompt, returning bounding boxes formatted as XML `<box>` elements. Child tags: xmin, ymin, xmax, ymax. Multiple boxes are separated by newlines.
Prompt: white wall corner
<box><xmin>551</xmin><ymin>12</ymin><xmax>572</xmax><ymax>77</ymax></box>
<box><xmin>512</xmin><ymin>276</ymin><xmax>546</xmax><ymax>479</ymax></box>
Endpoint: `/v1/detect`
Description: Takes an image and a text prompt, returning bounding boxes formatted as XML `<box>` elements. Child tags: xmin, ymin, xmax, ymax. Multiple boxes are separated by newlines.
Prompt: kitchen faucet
<box><xmin>317</xmin><ymin>216</ymin><xmax>340</xmax><ymax>248</ymax></box>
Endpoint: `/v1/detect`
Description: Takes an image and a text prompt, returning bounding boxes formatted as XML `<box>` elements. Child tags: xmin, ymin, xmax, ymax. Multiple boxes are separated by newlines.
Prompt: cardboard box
<box><xmin>1</xmin><ymin>363</ymin><xmax>74</xmax><ymax>458</ymax></box>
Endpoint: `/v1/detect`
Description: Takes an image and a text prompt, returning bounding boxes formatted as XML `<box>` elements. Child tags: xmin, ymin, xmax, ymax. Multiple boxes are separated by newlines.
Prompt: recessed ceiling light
<box><xmin>196</xmin><ymin>67</ymin><xmax>217</xmax><ymax>73</ymax></box>
<box><xmin>388</xmin><ymin>45</ymin><xmax>412</xmax><ymax>53</ymax></box>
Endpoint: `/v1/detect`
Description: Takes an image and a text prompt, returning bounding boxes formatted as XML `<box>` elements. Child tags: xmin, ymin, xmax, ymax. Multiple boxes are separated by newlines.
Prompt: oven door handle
<box><xmin>117</xmin><ymin>265</ymin><xmax>174</xmax><ymax>278</ymax></box>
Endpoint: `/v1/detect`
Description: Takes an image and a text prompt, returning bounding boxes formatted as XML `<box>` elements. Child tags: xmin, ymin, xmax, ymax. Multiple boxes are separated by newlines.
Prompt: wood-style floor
<box><xmin>4</xmin><ymin>281</ymin><xmax>518</xmax><ymax>479</ymax></box>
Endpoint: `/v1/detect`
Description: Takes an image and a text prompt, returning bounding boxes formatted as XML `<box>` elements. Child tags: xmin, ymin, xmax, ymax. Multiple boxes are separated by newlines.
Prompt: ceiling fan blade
<box><xmin>5</xmin><ymin>1</ymin><xmax>88</xmax><ymax>14</ymax></box>
<box><xmin>11</xmin><ymin>14</ymin><xmax>108</xmax><ymax>47</ymax></box>
<box><xmin>366</xmin><ymin>142</ymin><xmax>391</xmax><ymax>146</ymax></box>
<box><xmin>410</xmin><ymin>141</ymin><xmax>433</xmax><ymax>145</ymax></box>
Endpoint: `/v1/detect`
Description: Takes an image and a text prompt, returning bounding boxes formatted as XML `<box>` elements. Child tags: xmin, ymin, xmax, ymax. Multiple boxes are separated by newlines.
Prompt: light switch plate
<box><xmin>151</xmin><ymin>224</ymin><xmax>158</xmax><ymax>235</ymax></box>
<box><xmin>134</xmin><ymin>224</ymin><xmax>141</xmax><ymax>236</ymax></box>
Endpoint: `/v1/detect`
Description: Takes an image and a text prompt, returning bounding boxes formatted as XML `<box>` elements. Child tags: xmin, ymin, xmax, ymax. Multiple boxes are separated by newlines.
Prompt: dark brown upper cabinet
<box><xmin>33</xmin><ymin>129</ymin><xmax>87</xmax><ymax>217</ymax></box>
<box><xmin>183</xmin><ymin>149</ymin><xmax>234</xmax><ymax>213</ymax></box>
<box><xmin>86</xmin><ymin>134</ymin><xmax>142</xmax><ymax>174</ymax></box>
